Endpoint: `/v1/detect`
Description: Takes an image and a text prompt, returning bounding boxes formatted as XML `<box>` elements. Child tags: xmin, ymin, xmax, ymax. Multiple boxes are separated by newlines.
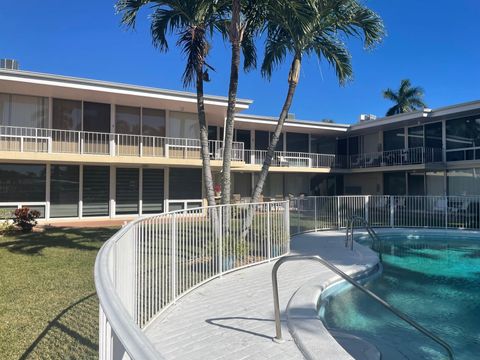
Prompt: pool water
<box><xmin>319</xmin><ymin>231</ymin><xmax>480</xmax><ymax>360</ymax></box>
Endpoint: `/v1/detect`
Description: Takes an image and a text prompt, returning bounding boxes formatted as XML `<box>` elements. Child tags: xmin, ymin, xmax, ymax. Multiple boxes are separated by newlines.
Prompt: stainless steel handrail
<box><xmin>345</xmin><ymin>215</ymin><xmax>381</xmax><ymax>254</ymax></box>
<box><xmin>271</xmin><ymin>255</ymin><xmax>455</xmax><ymax>360</ymax></box>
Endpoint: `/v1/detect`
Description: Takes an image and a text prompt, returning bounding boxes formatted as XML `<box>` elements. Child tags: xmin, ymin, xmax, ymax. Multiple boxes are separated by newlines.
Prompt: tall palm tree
<box><xmin>383</xmin><ymin>79</ymin><xmax>427</xmax><ymax>116</ymax></box>
<box><xmin>251</xmin><ymin>0</ymin><xmax>385</xmax><ymax>202</ymax></box>
<box><xmin>219</xmin><ymin>0</ymin><xmax>265</xmax><ymax>205</ymax></box>
<box><xmin>115</xmin><ymin>0</ymin><xmax>229</xmax><ymax>207</ymax></box>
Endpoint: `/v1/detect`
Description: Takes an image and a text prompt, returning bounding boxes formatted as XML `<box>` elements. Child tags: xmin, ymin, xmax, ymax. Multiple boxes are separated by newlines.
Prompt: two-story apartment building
<box><xmin>1</xmin><ymin>65</ymin><xmax>479</xmax><ymax>221</ymax></box>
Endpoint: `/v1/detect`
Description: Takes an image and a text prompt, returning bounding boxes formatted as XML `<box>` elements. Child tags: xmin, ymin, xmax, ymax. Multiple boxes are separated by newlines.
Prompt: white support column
<box><xmin>110</xmin><ymin>166</ymin><xmax>116</xmax><ymax>218</ymax></box>
<box><xmin>164</xmin><ymin>167</ymin><xmax>169</xmax><ymax>213</ymax></box>
<box><xmin>110</xmin><ymin>104</ymin><xmax>116</xmax><ymax>156</ymax></box>
<box><xmin>79</xmin><ymin>165</ymin><xmax>83</xmax><ymax>219</ymax></box>
<box><xmin>45</xmin><ymin>163</ymin><xmax>51</xmax><ymax>220</ymax></box>
<box><xmin>139</xmin><ymin>168</ymin><xmax>143</xmax><ymax>216</ymax></box>
<box><xmin>365</xmin><ymin>195</ymin><xmax>369</xmax><ymax>223</ymax></box>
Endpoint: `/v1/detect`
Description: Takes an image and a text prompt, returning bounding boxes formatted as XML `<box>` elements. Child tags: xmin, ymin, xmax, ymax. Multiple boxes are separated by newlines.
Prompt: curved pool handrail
<box><xmin>346</xmin><ymin>215</ymin><xmax>381</xmax><ymax>256</ymax></box>
<box><xmin>272</xmin><ymin>255</ymin><xmax>455</xmax><ymax>360</ymax></box>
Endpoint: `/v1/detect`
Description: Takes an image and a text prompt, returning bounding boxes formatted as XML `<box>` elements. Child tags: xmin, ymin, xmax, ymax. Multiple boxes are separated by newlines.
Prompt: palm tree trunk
<box><xmin>195</xmin><ymin>65</ymin><xmax>216</xmax><ymax>207</ymax></box>
<box><xmin>221</xmin><ymin>0</ymin><xmax>242</xmax><ymax>205</ymax></box>
<box><xmin>251</xmin><ymin>55</ymin><xmax>301</xmax><ymax>202</ymax></box>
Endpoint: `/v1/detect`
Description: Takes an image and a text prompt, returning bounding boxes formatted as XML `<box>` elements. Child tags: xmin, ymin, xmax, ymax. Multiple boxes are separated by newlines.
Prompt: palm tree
<box><xmin>251</xmin><ymin>0</ymin><xmax>385</xmax><ymax>202</ymax></box>
<box><xmin>219</xmin><ymin>0</ymin><xmax>265</xmax><ymax>205</ymax></box>
<box><xmin>383</xmin><ymin>79</ymin><xmax>427</xmax><ymax>116</ymax></box>
<box><xmin>115</xmin><ymin>0</ymin><xmax>229</xmax><ymax>207</ymax></box>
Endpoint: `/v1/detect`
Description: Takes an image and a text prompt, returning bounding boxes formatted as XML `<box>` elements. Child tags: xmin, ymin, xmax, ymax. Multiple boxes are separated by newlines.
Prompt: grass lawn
<box><xmin>0</xmin><ymin>226</ymin><xmax>119</xmax><ymax>359</ymax></box>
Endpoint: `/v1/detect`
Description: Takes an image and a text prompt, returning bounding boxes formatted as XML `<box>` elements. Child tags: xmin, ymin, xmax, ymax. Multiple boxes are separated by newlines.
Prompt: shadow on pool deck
<box><xmin>19</xmin><ymin>293</ymin><xmax>99</xmax><ymax>360</ymax></box>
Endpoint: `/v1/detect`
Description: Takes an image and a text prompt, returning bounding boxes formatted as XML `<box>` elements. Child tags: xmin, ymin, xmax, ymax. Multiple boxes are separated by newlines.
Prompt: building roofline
<box><xmin>0</xmin><ymin>69</ymin><xmax>253</xmax><ymax>108</ymax></box>
<box><xmin>235</xmin><ymin>113</ymin><xmax>350</xmax><ymax>131</ymax></box>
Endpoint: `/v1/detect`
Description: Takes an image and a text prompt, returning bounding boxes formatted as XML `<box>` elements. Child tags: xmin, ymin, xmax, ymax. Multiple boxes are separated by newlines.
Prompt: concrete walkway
<box><xmin>145</xmin><ymin>231</ymin><xmax>378</xmax><ymax>359</ymax></box>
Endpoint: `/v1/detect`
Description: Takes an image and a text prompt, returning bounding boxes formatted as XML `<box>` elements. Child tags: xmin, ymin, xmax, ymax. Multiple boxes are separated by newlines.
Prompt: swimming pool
<box><xmin>319</xmin><ymin>230</ymin><xmax>480</xmax><ymax>360</ymax></box>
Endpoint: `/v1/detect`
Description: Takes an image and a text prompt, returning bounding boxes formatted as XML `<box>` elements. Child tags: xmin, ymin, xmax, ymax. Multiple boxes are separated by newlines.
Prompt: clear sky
<box><xmin>1</xmin><ymin>1</ymin><xmax>479</xmax><ymax>124</ymax></box>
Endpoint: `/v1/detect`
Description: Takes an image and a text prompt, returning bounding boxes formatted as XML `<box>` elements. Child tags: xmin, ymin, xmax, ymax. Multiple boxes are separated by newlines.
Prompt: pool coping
<box><xmin>286</xmin><ymin>238</ymin><xmax>381</xmax><ymax>360</ymax></box>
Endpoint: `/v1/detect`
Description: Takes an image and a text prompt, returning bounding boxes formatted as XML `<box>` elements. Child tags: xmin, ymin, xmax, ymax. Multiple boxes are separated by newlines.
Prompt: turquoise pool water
<box><xmin>319</xmin><ymin>231</ymin><xmax>480</xmax><ymax>360</ymax></box>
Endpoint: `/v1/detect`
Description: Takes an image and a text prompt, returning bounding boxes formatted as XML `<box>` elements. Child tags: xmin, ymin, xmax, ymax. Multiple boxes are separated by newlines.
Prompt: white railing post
<box><xmin>365</xmin><ymin>195</ymin><xmax>369</xmax><ymax>223</ymax></box>
<box><xmin>218</xmin><ymin>207</ymin><xmax>223</xmax><ymax>277</ymax></box>
<box><xmin>171</xmin><ymin>214</ymin><xmax>177</xmax><ymax>304</ymax></box>
<box><xmin>337</xmin><ymin>196</ymin><xmax>341</xmax><ymax>229</ymax></box>
<box><xmin>390</xmin><ymin>196</ymin><xmax>395</xmax><ymax>227</ymax></box>
<box><xmin>285</xmin><ymin>201</ymin><xmax>290</xmax><ymax>253</ymax></box>
<box><xmin>140</xmin><ymin>136</ymin><xmax>143</xmax><ymax>157</ymax></box>
<box><xmin>267</xmin><ymin>204</ymin><xmax>271</xmax><ymax>261</ymax></box>
<box><xmin>444</xmin><ymin>195</ymin><xmax>448</xmax><ymax>229</ymax></box>
<box><xmin>20</xmin><ymin>137</ymin><xmax>24</xmax><ymax>152</ymax></box>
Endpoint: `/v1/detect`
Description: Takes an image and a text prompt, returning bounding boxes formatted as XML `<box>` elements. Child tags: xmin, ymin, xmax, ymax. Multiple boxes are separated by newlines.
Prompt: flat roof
<box><xmin>0</xmin><ymin>69</ymin><xmax>253</xmax><ymax>109</ymax></box>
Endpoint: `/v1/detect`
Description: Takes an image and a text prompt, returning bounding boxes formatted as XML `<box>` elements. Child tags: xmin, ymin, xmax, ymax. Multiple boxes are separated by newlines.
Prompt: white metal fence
<box><xmin>95</xmin><ymin>201</ymin><xmax>290</xmax><ymax>360</ymax></box>
<box><xmin>0</xmin><ymin>125</ymin><xmax>244</xmax><ymax>161</ymax></box>
<box><xmin>289</xmin><ymin>195</ymin><xmax>480</xmax><ymax>234</ymax></box>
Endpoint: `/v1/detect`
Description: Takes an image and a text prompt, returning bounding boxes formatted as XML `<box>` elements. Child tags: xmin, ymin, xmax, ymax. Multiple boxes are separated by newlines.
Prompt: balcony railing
<box><xmin>348</xmin><ymin>147</ymin><xmax>443</xmax><ymax>169</ymax></box>
<box><xmin>0</xmin><ymin>125</ymin><xmax>244</xmax><ymax>161</ymax></box>
<box><xmin>244</xmin><ymin>149</ymin><xmax>341</xmax><ymax>168</ymax></box>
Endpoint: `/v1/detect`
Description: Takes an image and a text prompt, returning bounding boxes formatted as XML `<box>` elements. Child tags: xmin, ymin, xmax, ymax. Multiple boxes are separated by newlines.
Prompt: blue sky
<box><xmin>1</xmin><ymin>1</ymin><xmax>479</xmax><ymax>124</ymax></box>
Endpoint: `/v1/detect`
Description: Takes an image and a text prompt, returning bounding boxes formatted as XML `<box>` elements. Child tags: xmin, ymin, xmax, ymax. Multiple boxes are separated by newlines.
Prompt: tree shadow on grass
<box><xmin>0</xmin><ymin>227</ymin><xmax>119</xmax><ymax>256</ymax></box>
<box><xmin>20</xmin><ymin>293</ymin><xmax>99</xmax><ymax>360</ymax></box>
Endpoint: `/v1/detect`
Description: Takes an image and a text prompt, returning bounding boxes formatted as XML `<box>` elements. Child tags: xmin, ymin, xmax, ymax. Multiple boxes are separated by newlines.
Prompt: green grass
<box><xmin>0</xmin><ymin>227</ymin><xmax>119</xmax><ymax>360</ymax></box>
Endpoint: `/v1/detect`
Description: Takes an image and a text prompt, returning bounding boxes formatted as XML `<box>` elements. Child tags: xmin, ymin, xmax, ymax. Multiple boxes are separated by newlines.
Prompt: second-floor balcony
<box><xmin>0</xmin><ymin>125</ymin><xmax>244</xmax><ymax>162</ymax></box>
<box><xmin>348</xmin><ymin>147</ymin><xmax>443</xmax><ymax>169</ymax></box>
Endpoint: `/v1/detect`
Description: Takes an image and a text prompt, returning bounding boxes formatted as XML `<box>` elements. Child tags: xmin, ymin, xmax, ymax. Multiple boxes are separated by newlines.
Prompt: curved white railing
<box><xmin>95</xmin><ymin>201</ymin><xmax>290</xmax><ymax>360</ymax></box>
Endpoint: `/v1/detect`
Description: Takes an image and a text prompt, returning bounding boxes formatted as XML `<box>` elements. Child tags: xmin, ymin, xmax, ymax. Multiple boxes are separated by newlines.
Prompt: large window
<box><xmin>83</xmin><ymin>102</ymin><xmax>110</xmax><ymax>133</ymax></box>
<box><xmin>233</xmin><ymin>173</ymin><xmax>251</xmax><ymax>197</ymax></box>
<box><xmin>142</xmin><ymin>169</ymin><xmax>164</xmax><ymax>214</ymax></box>
<box><xmin>169</xmin><ymin>168</ymin><xmax>202</xmax><ymax>199</ymax></box>
<box><xmin>311</xmin><ymin>135</ymin><xmax>335</xmax><ymax>154</ymax></box>
<box><xmin>384</xmin><ymin>172</ymin><xmax>406</xmax><ymax>195</ymax></box>
<box><xmin>52</xmin><ymin>99</ymin><xmax>82</xmax><ymax>130</ymax></box>
<box><xmin>383</xmin><ymin>128</ymin><xmax>405</xmax><ymax>151</ymax></box>
<box><xmin>447</xmin><ymin>169</ymin><xmax>480</xmax><ymax>196</ymax></box>
<box><xmin>116</xmin><ymin>106</ymin><xmax>140</xmax><ymax>135</ymax></box>
<box><xmin>142</xmin><ymin>108</ymin><xmax>166</xmax><ymax>137</ymax></box>
<box><xmin>169</xmin><ymin>112</ymin><xmax>199</xmax><ymax>139</ymax></box>
<box><xmin>255</xmin><ymin>130</ymin><xmax>269</xmax><ymax>150</ymax></box>
<box><xmin>285</xmin><ymin>173</ymin><xmax>310</xmax><ymax>196</ymax></box>
<box><xmin>259</xmin><ymin>173</ymin><xmax>284</xmax><ymax>198</ymax></box>
<box><xmin>0</xmin><ymin>164</ymin><xmax>46</xmax><ymax>202</ymax></box>
<box><xmin>446</xmin><ymin>117</ymin><xmax>480</xmax><ymax>161</ymax></box>
<box><xmin>407</xmin><ymin>172</ymin><xmax>425</xmax><ymax>195</ymax></box>
<box><xmin>408</xmin><ymin>126</ymin><xmax>424</xmax><ymax>148</ymax></box>
<box><xmin>83</xmin><ymin>166</ymin><xmax>110</xmax><ymax>216</ymax></box>
<box><xmin>286</xmin><ymin>133</ymin><xmax>308</xmax><ymax>152</ymax></box>
<box><xmin>348</xmin><ymin>136</ymin><xmax>359</xmax><ymax>155</ymax></box>
<box><xmin>235</xmin><ymin>129</ymin><xmax>251</xmax><ymax>149</ymax></box>
<box><xmin>425</xmin><ymin>122</ymin><xmax>442</xmax><ymax>148</ymax></box>
<box><xmin>50</xmin><ymin>165</ymin><xmax>79</xmax><ymax>217</ymax></box>
<box><xmin>116</xmin><ymin>168</ymin><xmax>139</xmax><ymax>214</ymax></box>
<box><xmin>0</xmin><ymin>93</ymin><xmax>48</xmax><ymax>128</ymax></box>
<box><xmin>426</xmin><ymin>171</ymin><xmax>444</xmax><ymax>195</ymax></box>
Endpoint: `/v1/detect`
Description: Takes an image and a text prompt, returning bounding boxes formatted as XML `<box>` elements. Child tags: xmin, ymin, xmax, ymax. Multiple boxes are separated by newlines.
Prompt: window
<box><xmin>383</xmin><ymin>128</ymin><xmax>405</xmax><ymax>151</ymax></box>
<box><xmin>407</xmin><ymin>172</ymin><xmax>425</xmax><ymax>195</ymax></box>
<box><xmin>255</xmin><ymin>130</ymin><xmax>269</xmax><ymax>150</ymax></box>
<box><xmin>408</xmin><ymin>126</ymin><xmax>424</xmax><ymax>148</ymax></box>
<box><xmin>83</xmin><ymin>102</ymin><xmax>110</xmax><ymax>133</ymax></box>
<box><xmin>208</xmin><ymin>126</ymin><xmax>218</xmax><ymax>140</ymax></box>
<box><xmin>0</xmin><ymin>164</ymin><xmax>46</xmax><ymax>202</ymax></box>
<box><xmin>116</xmin><ymin>106</ymin><xmax>140</xmax><ymax>135</ymax></box>
<box><xmin>235</xmin><ymin>129</ymin><xmax>251</xmax><ymax>149</ymax></box>
<box><xmin>384</xmin><ymin>172</ymin><xmax>406</xmax><ymax>195</ymax></box>
<box><xmin>142</xmin><ymin>108</ymin><xmax>165</xmax><ymax>137</ymax></box>
<box><xmin>52</xmin><ymin>99</ymin><xmax>82</xmax><ymax>130</ymax></box>
<box><xmin>311</xmin><ymin>135</ymin><xmax>335</xmax><ymax>154</ymax></box>
<box><xmin>142</xmin><ymin>169</ymin><xmax>164</xmax><ymax>214</ymax></box>
<box><xmin>446</xmin><ymin>117</ymin><xmax>480</xmax><ymax>161</ymax></box>
<box><xmin>0</xmin><ymin>93</ymin><xmax>48</xmax><ymax>128</ymax></box>
<box><xmin>285</xmin><ymin>173</ymin><xmax>310</xmax><ymax>196</ymax></box>
<box><xmin>425</xmin><ymin>122</ymin><xmax>442</xmax><ymax>148</ymax></box>
<box><xmin>426</xmin><ymin>171</ymin><xmax>444</xmax><ymax>195</ymax></box>
<box><xmin>233</xmin><ymin>173</ymin><xmax>251</xmax><ymax>197</ymax></box>
<box><xmin>348</xmin><ymin>136</ymin><xmax>359</xmax><ymax>155</ymax></box>
<box><xmin>169</xmin><ymin>112</ymin><xmax>199</xmax><ymax>139</ymax></box>
<box><xmin>116</xmin><ymin>168</ymin><xmax>139</xmax><ymax>214</ymax></box>
<box><xmin>83</xmin><ymin>166</ymin><xmax>110</xmax><ymax>216</ymax></box>
<box><xmin>169</xmin><ymin>168</ymin><xmax>202</xmax><ymax>199</ymax></box>
<box><xmin>258</xmin><ymin>173</ymin><xmax>284</xmax><ymax>197</ymax></box>
<box><xmin>286</xmin><ymin>133</ymin><xmax>308</xmax><ymax>152</ymax></box>
<box><xmin>447</xmin><ymin>169</ymin><xmax>480</xmax><ymax>196</ymax></box>
<box><xmin>50</xmin><ymin>165</ymin><xmax>79</xmax><ymax>218</ymax></box>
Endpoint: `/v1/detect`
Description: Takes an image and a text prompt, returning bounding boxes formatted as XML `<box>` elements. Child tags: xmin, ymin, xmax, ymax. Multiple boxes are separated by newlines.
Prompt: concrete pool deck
<box><xmin>144</xmin><ymin>231</ymin><xmax>379</xmax><ymax>359</ymax></box>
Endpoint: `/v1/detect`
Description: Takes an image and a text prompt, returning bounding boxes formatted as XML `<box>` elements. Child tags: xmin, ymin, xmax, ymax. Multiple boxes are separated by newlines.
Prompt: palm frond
<box><xmin>312</xmin><ymin>34</ymin><xmax>353</xmax><ymax>85</ymax></box>
<box><xmin>115</xmin><ymin>0</ymin><xmax>152</xmax><ymax>28</ymax></box>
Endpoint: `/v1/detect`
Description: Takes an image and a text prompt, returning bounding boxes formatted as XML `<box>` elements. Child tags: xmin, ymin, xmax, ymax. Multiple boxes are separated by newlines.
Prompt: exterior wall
<box><xmin>343</xmin><ymin>172</ymin><xmax>383</xmax><ymax>195</ymax></box>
